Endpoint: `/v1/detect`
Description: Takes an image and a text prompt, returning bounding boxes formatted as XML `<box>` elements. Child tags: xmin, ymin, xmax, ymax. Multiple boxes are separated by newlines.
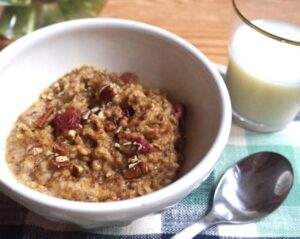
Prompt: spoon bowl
<box><xmin>173</xmin><ymin>152</ymin><xmax>293</xmax><ymax>239</ymax></box>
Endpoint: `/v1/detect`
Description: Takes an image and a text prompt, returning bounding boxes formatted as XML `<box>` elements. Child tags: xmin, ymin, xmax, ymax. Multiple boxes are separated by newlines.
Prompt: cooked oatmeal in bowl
<box><xmin>6</xmin><ymin>65</ymin><xmax>185</xmax><ymax>202</ymax></box>
<box><xmin>0</xmin><ymin>19</ymin><xmax>231</xmax><ymax>228</ymax></box>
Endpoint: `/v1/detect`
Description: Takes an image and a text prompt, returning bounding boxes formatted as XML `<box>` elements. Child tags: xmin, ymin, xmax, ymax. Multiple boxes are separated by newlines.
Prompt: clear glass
<box><xmin>226</xmin><ymin>0</ymin><xmax>300</xmax><ymax>132</ymax></box>
<box><xmin>0</xmin><ymin>0</ymin><xmax>108</xmax><ymax>42</ymax></box>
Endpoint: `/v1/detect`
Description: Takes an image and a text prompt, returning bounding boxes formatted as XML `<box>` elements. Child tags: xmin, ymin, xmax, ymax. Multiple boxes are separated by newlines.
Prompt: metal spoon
<box><xmin>172</xmin><ymin>152</ymin><xmax>293</xmax><ymax>239</ymax></box>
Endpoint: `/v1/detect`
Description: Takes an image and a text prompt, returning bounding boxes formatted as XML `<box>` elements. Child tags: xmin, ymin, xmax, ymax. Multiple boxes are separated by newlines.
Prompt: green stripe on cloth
<box><xmin>256</xmin><ymin>206</ymin><xmax>300</xmax><ymax>237</ymax></box>
<box><xmin>180</xmin><ymin>174</ymin><xmax>215</xmax><ymax>206</ymax></box>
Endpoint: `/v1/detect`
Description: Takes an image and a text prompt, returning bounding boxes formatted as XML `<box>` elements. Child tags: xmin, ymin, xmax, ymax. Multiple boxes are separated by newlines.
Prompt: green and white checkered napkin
<box><xmin>1</xmin><ymin>120</ymin><xmax>300</xmax><ymax>239</ymax></box>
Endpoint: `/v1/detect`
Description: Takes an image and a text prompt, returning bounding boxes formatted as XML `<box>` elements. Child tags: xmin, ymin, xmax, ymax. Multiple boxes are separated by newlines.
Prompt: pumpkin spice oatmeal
<box><xmin>6</xmin><ymin>66</ymin><xmax>185</xmax><ymax>202</ymax></box>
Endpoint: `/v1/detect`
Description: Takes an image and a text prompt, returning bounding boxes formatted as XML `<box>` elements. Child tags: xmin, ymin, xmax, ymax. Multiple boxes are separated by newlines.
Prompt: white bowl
<box><xmin>0</xmin><ymin>19</ymin><xmax>231</xmax><ymax>228</ymax></box>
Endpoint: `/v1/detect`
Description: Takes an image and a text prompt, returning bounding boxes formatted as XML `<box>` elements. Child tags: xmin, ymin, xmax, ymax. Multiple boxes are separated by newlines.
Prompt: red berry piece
<box><xmin>134</xmin><ymin>137</ymin><xmax>152</xmax><ymax>154</ymax></box>
<box><xmin>125</xmin><ymin>134</ymin><xmax>152</xmax><ymax>155</ymax></box>
<box><xmin>52</xmin><ymin>108</ymin><xmax>81</xmax><ymax>130</ymax></box>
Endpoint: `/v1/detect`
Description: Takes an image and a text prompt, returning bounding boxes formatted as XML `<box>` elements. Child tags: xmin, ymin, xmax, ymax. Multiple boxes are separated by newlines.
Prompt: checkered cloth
<box><xmin>1</xmin><ymin>118</ymin><xmax>300</xmax><ymax>239</ymax></box>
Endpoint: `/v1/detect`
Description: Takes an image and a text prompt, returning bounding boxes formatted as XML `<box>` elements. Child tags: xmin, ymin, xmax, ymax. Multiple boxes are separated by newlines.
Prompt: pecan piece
<box><xmin>98</xmin><ymin>85</ymin><xmax>114</xmax><ymax>104</ymax></box>
<box><xmin>50</xmin><ymin>155</ymin><xmax>71</xmax><ymax>169</ymax></box>
<box><xmin>36</xmin><ymin>106</ymin><xmax>55</xmax><ymax>128</ymax></box>
<box><xmin>123</xmin><ymin>162</ymin><xmax>149</xmax><ymax>179</ymax></box>
<box><xmin>71</xmin><ymin>164</ymin><xmax>84</xmax><ymax>177</ymax></box>
<box><xmin>53</xmin><ymin>144</ymin><xmax>66</xmax><ymax>155</ymax></box>
<box><xmin>66</xmin><ymin>129</ymin><xmax>77</xmax><ymax>141</ymax></box>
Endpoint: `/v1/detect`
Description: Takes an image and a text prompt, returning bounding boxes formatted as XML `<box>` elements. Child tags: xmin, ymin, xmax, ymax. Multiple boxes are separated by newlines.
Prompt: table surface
<box><xmin>100</xmin><ymin>0</ymin><xmax>232</xmax><ymax>65</ymax></box>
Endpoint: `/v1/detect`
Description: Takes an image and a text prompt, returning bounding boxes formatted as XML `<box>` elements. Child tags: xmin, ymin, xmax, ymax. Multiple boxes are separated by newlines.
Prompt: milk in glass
<box><xmin>226</xmin><ymin>20</ymin><xmax>300</xmax><ymax>132</ymax></box>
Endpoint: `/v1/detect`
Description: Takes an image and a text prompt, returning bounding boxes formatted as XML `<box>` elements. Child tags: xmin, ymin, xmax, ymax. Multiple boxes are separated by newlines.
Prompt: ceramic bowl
<box><xmin>0</xmin><ymin>19</ymin><xmax>231</xmax><ymax>228</ymax></box>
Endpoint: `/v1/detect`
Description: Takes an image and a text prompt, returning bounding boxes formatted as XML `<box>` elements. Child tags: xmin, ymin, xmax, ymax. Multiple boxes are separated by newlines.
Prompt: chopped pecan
<box><xmin>123</xmin><ymin>162</ymin><xmax>149</xmax><ymax>179</ymax></box>
<box><xmin>66</xmin><ymin>129</ymin><xmax>77</xmax><ymax>141</ymax></box>
<box><xmin>82</xmin><ymin>110</ymin><xmax>91</xmax><ymax>120</ymax></box>
<box><xmin>98</xmin><ymin>85</ymin><xmax>114</xmax><ymax>104</ymax></box>
<box><xmin>50</xmin><ymin>156</ymin><xmax>71</xmax><ymax>169</ymax></box>
<box><xmin>36</xmin><ymin>106</ymin><xmax>55</xmax><ymax>128</ymax></box>
<box><xmin>53</xmin><ymin>144</ymin><xmax>66</xmax><ymax>155</ymax></box>
<box><xmin>71</xmin><ymin>164</ymin><xmax>84</xmax><ymax>177</ymax></box>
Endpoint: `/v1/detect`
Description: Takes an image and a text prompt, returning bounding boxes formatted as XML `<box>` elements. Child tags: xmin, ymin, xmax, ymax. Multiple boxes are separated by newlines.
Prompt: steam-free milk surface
<box><xmin>226</xmin><ymin>20</ymin><xmax>300</xmax><ymax>130</ymax></box>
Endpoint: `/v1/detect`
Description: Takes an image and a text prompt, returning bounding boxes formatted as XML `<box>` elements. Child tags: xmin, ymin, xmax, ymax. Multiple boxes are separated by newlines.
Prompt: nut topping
<box><xmin>50</xmin><ymin>155</ymin><xmax>71</xmax><ymax>169</ymax></box>
<box><xmin>67</xmin><ymin>129</ymin><xmax>77</xmax><ymax>141</ymax></box>
<box><xmin>55</xmin><ymin>156</ymin><xmax>69</xmax><ymax>163</ymax></box>
<box><xmin>123</xmin><ymin>162</ymin><xmax>149</xmax><ymax>179</ymax></box>
<box><xmin>98</xmin><ymin>85</ymin><xmax>114</xmax><ymax>104</ymax></box>
<box><xmin>53</xmin><ymin>144</ymin><xmax>66</xmax><ymax>155</ymax></box>
<box><xmin>71</xmin><ymin>164</ymin><xmax>84</xmax><ymax>177</ymax></box>
<box><xmin>36</xmin><ymin>106</ymin><xmax>55</xmax><ymax>128</ymax></box>
<box><xmin>82</xmin><ymin>110</ymin><xmax>91</xmax><ymax>120</ymax></box>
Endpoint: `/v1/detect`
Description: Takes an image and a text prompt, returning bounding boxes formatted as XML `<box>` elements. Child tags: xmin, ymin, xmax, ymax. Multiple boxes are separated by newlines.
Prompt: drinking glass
<box><xmin>0</xmin><ymin>0</ymin><xmax>108</xmax><ymax>43</ymax></box>
<box><xmin>226</xmin><ymin>0</ymin><xmax>300</xmax><ymax>132</ymax></box>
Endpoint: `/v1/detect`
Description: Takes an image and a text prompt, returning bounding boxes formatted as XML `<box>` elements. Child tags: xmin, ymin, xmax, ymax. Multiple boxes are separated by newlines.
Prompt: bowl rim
<box><xmin>0</xmin><ymin>18</ymin><xmax>232</xmax><ymax>213</ymax></box>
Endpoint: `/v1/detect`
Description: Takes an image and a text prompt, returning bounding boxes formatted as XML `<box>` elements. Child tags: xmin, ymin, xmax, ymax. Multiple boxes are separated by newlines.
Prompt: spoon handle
<box><xmin>171</xmin><ymin>212</ymin><xmax>218</xmax><ymax>239</ymax></box>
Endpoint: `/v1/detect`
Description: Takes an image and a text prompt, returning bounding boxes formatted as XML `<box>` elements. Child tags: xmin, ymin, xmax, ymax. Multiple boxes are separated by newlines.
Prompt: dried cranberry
<box><xmin>52</xmin><ymin>108</ymin><xmax>81</xmax><ymax>130</ymax></box>
<box><xmin>125</xmin><ymin>135</ymin><xmax>152</xmax><ymax>155</ymax></box>
<box><xmin>135</xmin><ymin>137</ymin><xmax>152</xmax><ymax>154</ymax></box>
<box><xmin>120</xmin><ymin>72</ymin><xmax>138</xmax><ymax>84</ymax></box>
<box><xmin>98</xmin><ymin>85</ymin><xmax>114</xmax><ymax>104</ymax></box>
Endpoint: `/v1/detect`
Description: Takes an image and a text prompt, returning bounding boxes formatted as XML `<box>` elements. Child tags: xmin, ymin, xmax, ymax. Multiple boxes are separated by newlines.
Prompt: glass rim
<box><xmin>232</xmin><ymin>0</ymin><xmax>300</xmax><ymax>46</ymax></box>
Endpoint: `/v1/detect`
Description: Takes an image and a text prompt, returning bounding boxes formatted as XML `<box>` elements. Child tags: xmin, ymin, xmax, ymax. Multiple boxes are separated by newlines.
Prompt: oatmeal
<box><xmin>6</xmin><ymin>66</ymin><xmax>185</xmax><ymax>202</ymax></box>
